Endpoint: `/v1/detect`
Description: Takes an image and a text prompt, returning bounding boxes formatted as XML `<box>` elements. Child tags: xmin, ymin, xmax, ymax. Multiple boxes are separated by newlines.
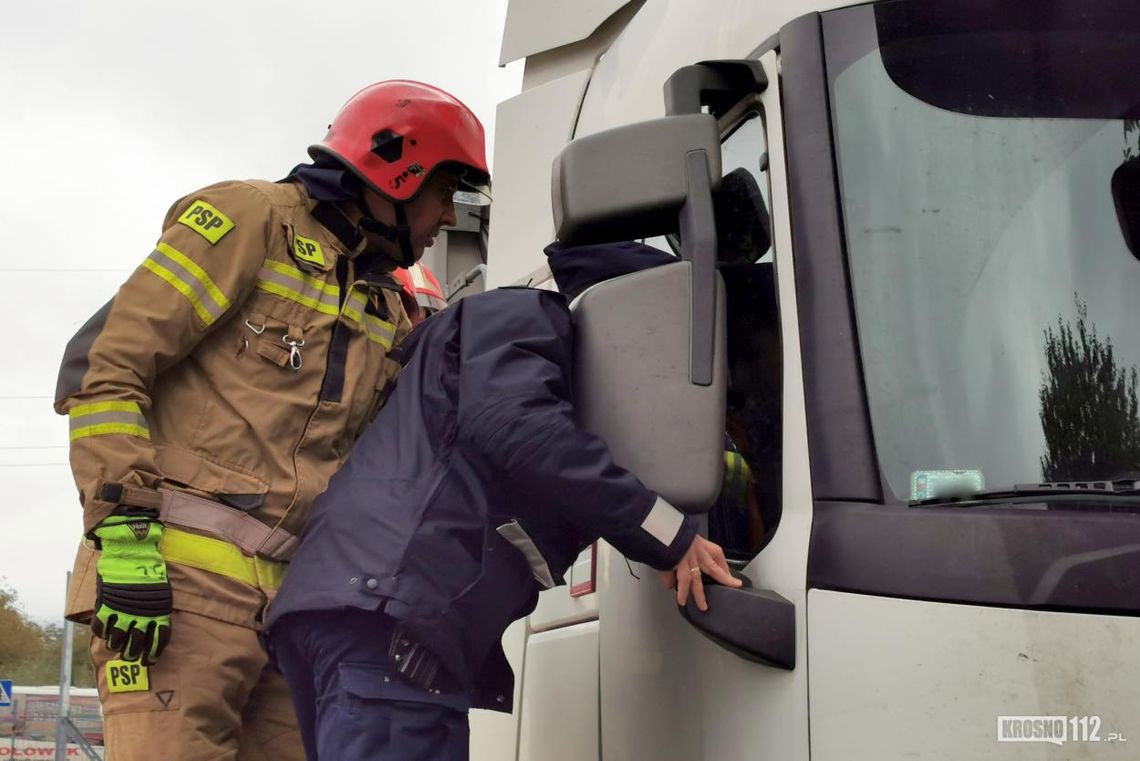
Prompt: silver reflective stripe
<box><xmin>68</xmin><ymin>409</ymin><xmax>144</xmax><ymax>431</ymax></box>
<box><xmin>496</xmin><ymin>520</ymin><xmax>555</xmax><ymax>589</ymax></box>
<box><xmin>641</xmin><ymin>496</ymin><xmax>684</xmax><ymax>547</ymax></box>
<box><xmin>256</xmin><ymin>261</ymin><xmax>340</xmax><ymax>316</ymax></box>
<box><xmin>342</xmin><ymin>289</ymin><xmax>396</xmax><ymax>349</ymax></box>
<box><xmin>145</xmin><ymin>243</ymin><xmax>230</xmax><ymax>325</ymax></box>
<box><xmin>68</xmin><ymin>401</ymin><xmax>150</xmax><ymax>442</ymax></box>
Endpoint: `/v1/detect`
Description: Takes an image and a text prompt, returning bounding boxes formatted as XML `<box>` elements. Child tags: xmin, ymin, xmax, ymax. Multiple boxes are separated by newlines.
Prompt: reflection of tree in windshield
<box><xmin>1039</xmin><ymin>296</ymin><xmax>1140</xmax><ymax>481</ymax></box>
<box><xmin>1125</xmin><ymin>120</ymin><xmax>1140</xmax><ymax>159</ymax></box>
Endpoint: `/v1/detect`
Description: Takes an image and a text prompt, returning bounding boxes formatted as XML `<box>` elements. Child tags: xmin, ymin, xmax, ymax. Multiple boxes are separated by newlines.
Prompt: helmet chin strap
<box><xmin>355</xmin><ymin>198</ymin><xmax>416</xmax><ymax>268</ymax></box>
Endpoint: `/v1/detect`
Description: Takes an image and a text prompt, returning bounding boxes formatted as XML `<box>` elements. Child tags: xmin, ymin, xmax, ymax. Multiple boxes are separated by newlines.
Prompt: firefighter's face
<box><xmin>361</xmin><ymin>171</ymin><xmax>460</xmax><ymax>262</ymax></box>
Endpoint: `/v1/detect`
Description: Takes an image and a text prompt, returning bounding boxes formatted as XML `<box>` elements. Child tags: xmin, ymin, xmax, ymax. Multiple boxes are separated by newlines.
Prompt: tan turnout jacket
<box><xmin>55</xmin><ymin>178</ymin><xmax>410</xmax><ymax>625</ymax></box>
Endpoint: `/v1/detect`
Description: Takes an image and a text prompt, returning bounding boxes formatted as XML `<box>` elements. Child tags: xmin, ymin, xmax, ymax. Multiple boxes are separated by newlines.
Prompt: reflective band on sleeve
<box><xmin>142</xmin><ymin>242</ymin><xmax>231</xmax><ymax>326</ymax></box>
<box><xmin>69</xmin><ymin>401</ymin><xmax>150</xmax><ymax>442</ymax></box>
<box><xmin>256</xmin><ymin>260</ymin><xmax>341</xmax><ymax>316</ymax></box>
<box><xmin>342</xmin><ymin>289</ymin><xmax>396</xmax><ymax>349</ymax></box>
<box><xmin>362</xmin><ymin>314</ymin><xmax>396</xmax><ymax>349</ymax></box>
<box><xmin>641</xmin><ymin>496</ymin><xmax>685</xmax><ymax>547</ymax></box>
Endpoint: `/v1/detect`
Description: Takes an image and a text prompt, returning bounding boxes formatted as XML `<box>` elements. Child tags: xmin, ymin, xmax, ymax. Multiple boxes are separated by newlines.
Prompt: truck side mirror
<box><xmin>572</xmin><ymin>262</ymin><xmax>727</xmax><ymax>512</ymax></box>
<box><xmin>552</xmin><ymin>114</ymin><xmax>726</xmax><ymax>512</ymax></box>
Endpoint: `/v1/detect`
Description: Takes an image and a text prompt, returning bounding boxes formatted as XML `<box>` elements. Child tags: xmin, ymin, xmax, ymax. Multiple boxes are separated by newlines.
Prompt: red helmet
<box><xmin>408</xmin><ymin>262</ymin><xmax>447</xmax><ymax>312</ymax></box>
<box><xmin>394</xmin><ymin>263</ymin><xmax>447</xmax><ymax>322</ymax></box>
<box><xmin>310</xmin><ymin>80</ymin><xmax>490</xmax><ymax>203</ymax></box>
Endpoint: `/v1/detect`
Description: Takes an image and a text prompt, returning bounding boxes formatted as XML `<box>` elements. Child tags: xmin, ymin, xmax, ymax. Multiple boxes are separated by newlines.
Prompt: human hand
<box><xmin>657</xmin><ymin>535</ymin><xmax>741</xmax><ymax>611</ymax></box>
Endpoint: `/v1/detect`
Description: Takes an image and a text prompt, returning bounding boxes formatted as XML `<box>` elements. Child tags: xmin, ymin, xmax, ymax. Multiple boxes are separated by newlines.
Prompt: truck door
<box><xmin>587</xmin><ymin>49</ymin><xmax>814</xmax><ymax>761</ymax></box>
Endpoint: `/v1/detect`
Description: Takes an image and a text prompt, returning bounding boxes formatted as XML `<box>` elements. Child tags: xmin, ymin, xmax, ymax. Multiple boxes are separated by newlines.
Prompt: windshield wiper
<box><xmin>909</xmin><ymin>479</ymin><xmax>1140</xmax><ymax>507</ymax></box>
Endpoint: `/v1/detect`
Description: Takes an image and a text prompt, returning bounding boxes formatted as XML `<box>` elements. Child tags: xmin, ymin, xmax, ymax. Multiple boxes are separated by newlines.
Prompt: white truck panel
<box><xmin>809</xmin><ymin>589</ymin><xmax>1140</xmax><ymax>760</ymax></box>
<box><xmin>573</xmin><ymin>0</ymin><xmax>844</xmax><ymax>137</ymax></box>
<box><xmin>500</xmin><ymin>0</ymin><xmax>635</xmax><ymax>65</ymax></box>
<box><xmin>486</xmin><ymin>69</ymin><xmax>592</xmax><ymax>288</ymax></box>
<box><xmin>517</xmin><ymin>621</ymin><xmax>601</xmax><ymax>761</ymax></box>
<box><xmin>490</xmin><ymin>0</ymin><xmax>860</xmax><ymax>289</ymax></box>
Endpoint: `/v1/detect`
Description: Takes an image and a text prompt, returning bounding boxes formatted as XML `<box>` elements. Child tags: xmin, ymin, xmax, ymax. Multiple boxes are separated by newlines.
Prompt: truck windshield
<box><xmin>823</xmin><ymin>1</ymin><xmax>1140</xmax><ymax>502</ymax></box>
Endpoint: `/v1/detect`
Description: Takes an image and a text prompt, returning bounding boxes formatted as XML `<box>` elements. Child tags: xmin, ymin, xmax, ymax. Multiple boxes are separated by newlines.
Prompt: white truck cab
<box><xmin>471</xmin><ymin>1</ymin><xmax>1140</xmax><ymax>759</ymax></box>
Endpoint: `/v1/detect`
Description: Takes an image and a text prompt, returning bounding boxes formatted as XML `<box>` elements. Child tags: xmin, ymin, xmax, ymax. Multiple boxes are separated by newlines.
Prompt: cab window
<box><xmin>706</xmin><ymin>107</ymin><xmax>783</xmax><ymax>560</ymax></box>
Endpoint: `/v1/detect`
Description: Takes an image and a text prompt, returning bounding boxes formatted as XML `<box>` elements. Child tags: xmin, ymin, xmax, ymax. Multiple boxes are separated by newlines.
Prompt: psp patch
<box><xmin>178</xmin><ymin>199</ymin><xmax>235</xmax><ymax>244</ymax></box>
<box><xmin>106</xmin><ymin>659</ymin><xmax>150</xmax><ymax>693</ymax></box>
<box><xmin>293</xmin><ymin>234</ymin><xmax>326</xmax><ymax>267</ymax></box>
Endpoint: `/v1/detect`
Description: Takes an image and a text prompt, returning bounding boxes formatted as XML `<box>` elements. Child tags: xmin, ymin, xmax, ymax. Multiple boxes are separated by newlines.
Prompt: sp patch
<box><xmin>178</xmin><ymin>199</ymin><xmax>235</xmax><ymax>244</ymax></box>
<box><xmin>106</xmin><ymin>659</ymin><xmax>150</xmax><ymax>693</ymax></box>
<box><xmin>293</xmin><ymin>234</ymin><xmax>326</xmax><ymax>267</ymax></box>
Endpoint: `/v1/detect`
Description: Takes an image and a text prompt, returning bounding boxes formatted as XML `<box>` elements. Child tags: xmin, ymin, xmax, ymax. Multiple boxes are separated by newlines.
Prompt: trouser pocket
<box><xmin>321</xmin><ymin>661</ymin><xmax>470</xmax><ymax>761</ymax></box>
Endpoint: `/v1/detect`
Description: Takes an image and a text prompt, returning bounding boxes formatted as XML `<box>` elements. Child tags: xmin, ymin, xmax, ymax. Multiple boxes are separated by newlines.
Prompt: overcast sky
<box><xmin>0</xmin><ymin>0</ymin><xmax>522</xmax><ymax>623</ymax></box>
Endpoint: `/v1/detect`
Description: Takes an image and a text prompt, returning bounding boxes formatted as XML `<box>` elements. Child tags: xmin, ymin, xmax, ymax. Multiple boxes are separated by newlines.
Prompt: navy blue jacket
<box><xmin>265</xmin><ymin>286</ymin><xmax>698</xmax><ymax>711</ymax></box>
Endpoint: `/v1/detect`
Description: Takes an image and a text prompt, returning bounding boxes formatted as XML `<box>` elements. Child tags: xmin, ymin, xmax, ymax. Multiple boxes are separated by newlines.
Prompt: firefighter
<box><xmin>53</xmin><ymin>80</ymin><xmax>489</xmax><ymax>760</ymax></box>
<box><xmin>262</xmin><ymin>241</ymin><xmax>741</xmax><ymax>761</ymax></box>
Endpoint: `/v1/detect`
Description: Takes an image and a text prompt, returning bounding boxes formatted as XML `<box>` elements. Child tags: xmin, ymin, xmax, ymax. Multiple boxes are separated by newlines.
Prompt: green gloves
<box><xmin>89</xmin><ymin>514</ymin><xmax>173</xmax><ymax>663</ymax></box>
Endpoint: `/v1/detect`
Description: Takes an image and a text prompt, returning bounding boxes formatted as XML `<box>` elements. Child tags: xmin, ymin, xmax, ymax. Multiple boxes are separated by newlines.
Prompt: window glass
<box><xmin>826</xmin><ymin>2</ymin><xmax>1140</xmax><ymax>501</ymax></box>
<box><xmin>706</xmin><ymin>109</ymin><xmax>782</xmax><ymax>559</ymax></box>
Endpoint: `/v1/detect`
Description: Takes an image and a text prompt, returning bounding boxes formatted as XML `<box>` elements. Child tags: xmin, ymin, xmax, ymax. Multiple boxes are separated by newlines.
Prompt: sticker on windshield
<box><xmin>910</xmin><ymin>469</ymin><xmax>985</xmax><ymax>502</ymax></box>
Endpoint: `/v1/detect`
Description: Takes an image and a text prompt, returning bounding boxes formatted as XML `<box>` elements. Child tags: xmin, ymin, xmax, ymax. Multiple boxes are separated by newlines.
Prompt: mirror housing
<box><xmin>552</xmin><ymin>114</ymin><xmax>721</xmax><ymax>246</ymax></box>
<box><xmin>551</xmin><ymin>104</ymin><xmax>727</xmax><ymax>511</ymax></box>
<box><xmin>572</xmin><ymin>262</ymin><xmax>727</xmax><ymax>512</ymax></box>
<box><xmin>664</xmin><ymin>59</ymin><xmax>768</xmax><ymax>119</ymax></box>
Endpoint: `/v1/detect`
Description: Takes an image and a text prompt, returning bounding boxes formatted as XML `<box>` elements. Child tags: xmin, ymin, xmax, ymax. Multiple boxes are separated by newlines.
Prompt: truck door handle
<box><xmin>679</xmin><ymin>575</ymin><xmax>796</xmax><ymax>670</ymax></box>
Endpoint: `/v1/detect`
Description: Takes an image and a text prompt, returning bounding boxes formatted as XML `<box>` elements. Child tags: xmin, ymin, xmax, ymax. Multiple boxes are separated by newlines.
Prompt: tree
<box><xmin>1039</xmin><ymin>296</ymin><xmax>1140</xmax><ymax>481</ymax></box>
<box><xmin>0</xmin><ymin>586</ymin><xmax>44</xmax><ymax>679</ymax></box>
<box><xmin>0</xmin><ymin>583</ymin><xmax>95</xmax><ymax>688</ymax></box>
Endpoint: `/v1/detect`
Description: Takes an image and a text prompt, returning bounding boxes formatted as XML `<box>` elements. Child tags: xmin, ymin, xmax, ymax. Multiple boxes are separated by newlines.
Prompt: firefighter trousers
<box><xmin>92</xmin><ymin>608</ymin><xmax>304</xmax><ymax>761</ymax></box>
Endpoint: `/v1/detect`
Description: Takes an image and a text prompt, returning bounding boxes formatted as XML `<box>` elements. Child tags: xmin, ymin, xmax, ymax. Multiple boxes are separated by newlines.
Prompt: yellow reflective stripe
<box><xmin>155</xmin><ymin>243</ymin><xmax>230</xmax><ymax>312</ymax></box>
<box><xmin>737</xmin><ymin>454</ymin><xmax>753</xmax><ymax>483</ymax></box>
<box><xmin>70</xmin><ymin>401</ymin><xmax>142</xmax><ymax>416</ymax></box>
<box><xmin>342</xmin><ymin>289</ymin><xmax>395</xmax><ymax>349</ymax></box>
<box><xmin>341</xmin><ymin>289</ymin><xmax>368</xmax><ymax>321</ymax></box>
<box><xmin>141</xmin><ymin>243</ymin><xmax>231</xmax><ymax>326</ymax></box>
<box><xmin>720</xmin><ymin>451</ymin><xmax>749</xmax><ymax>506</ymax></box>
<box><xmin>256</xmin><ymin>260</ymin><xmax>340</xmax><ymax>316</ymax></box>
<box><xmin>69</xmin><ymin>401</ymin><xmax>150</xmax><ymax>442</ymax></box>
<box><xmin>361</xmin><ymin>314</ymin><xmax>395</xmax><ymax>349</ymax></box>
<box><xmin>159</xmin><ymin>527</ymin><xmax>286</xmax><ymax>590</ymax></box>
<box><xmin>724</xmin><ymin>451</ymin><xmax>752</xmax><ymax>481</ymax></box>
<box><xmin>70</xmin><ymin>423</ymin><xmax>150</xmax><ymax>442</ymax></box>
<box><xmin>261</xmin><ymin>260</ymin><xmax>340</xmax><ymax>296</ymax></box>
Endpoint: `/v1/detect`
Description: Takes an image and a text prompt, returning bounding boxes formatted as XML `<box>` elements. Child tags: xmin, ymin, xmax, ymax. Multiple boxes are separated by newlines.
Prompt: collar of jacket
<box><xmin>280</xmin><ymin>163</ymin><xmax>367</xmax><ymax>259</ymax></box>
<box><xmin>283</xmin><ymin>163</ymin><xmax>359</xmax><ymax>201</ymax></box>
